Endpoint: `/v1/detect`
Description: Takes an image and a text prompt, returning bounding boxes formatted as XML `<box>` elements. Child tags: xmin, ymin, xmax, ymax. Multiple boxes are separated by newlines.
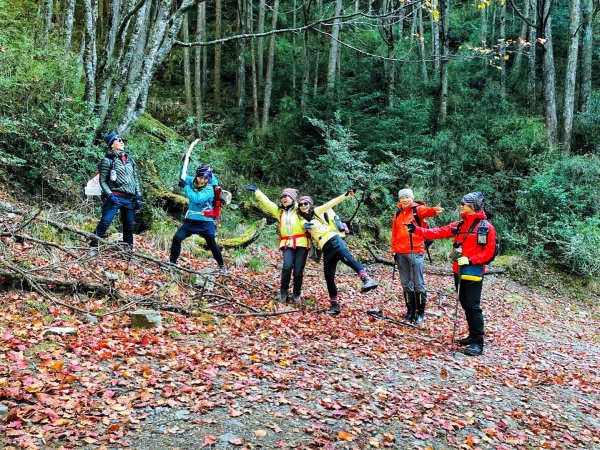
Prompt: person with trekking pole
<box><xmin>391</xmin><ymin>189</ymin><xmax>443</xmax><ymax>324</ymax></box>
<box><xmin>169</xmin><ymin>164</ymin><xmax>226</xmax><ymax>273</ymax></box>
<box><xmin>244</xmin><ymin>185</ymin><xmax>308</xmax><ymax>304</ymax></box>
<box><xmin>91</xmin><ymin>132</ymin><xmax>143</xmax><ymax>250</ymax></box>
<box><xmin>405</xmin><ymin>192</ymin><xmax>496</xmax><ymax>356</ymax></box>
<box><xmin>298</xmin><ymin>190</ymin><xmax>378</xmax><ymax>316</ymax></box>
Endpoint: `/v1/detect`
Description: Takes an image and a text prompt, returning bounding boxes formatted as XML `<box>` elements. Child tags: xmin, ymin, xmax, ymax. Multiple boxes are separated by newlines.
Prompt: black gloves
<box><xmin>405</xmin><ymin>222</ymin><xmax>416</xmax><ymax>233</ymax></box>
<box><xmin>178</xmin><ymin>179</ymin><xmax>187</xmax><ymax>188</ymax></box>
<box><xmin>245</xmin><ymin>184</ymin><xmax>257</xmax><ymax>192</ymax></box>
<box><xmin>303</xmin><ymin>222</ymin><xmax>314</xmax><ymax>230</ymax></box>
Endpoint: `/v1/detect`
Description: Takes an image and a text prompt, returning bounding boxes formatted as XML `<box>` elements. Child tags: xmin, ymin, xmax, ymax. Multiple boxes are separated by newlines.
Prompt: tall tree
<box><xmin>82</xmin><ymin>0</ymin><xmax>98</xmax><ymax>107</ymax></box>
<box><xmin>195</xmin><ymin>1</ymin><xmax>205</xmax><ymax>137</ymax></box>
<box><xmin>248</xmin><ymin>0</ymin><xmax>260</xmax><ymax>128</ymax></box>
<box><xmin>499</xmin><ymin>0</ymin><xmax>506</xmax><ymax>106</ymax></box>
<box><xmin>579</xmin><ymin>0</ymin><xmax>593</xmax><ymax>111</ymax></box>
<box><xmin>417</xmin><ymin>5</ymin><xmax>428</xmax><ymax>84</ymax></box>
<box><xmin>438</xmin><ymin>0</ymin><xmax>450</xmax><ymax>123</ymax></box>
<box><xmin>326</xmin><ymin>0</ymin><xmax>343</xmax><ymax>92</ymax></box>
<box><xmin>214</xmin><ymin>0</ymin><xmax>223</xmax><ymax>110</ymax></box>
<box><xmin>261</xmin><ymin>0</ymin><xmax>280</xmax><ymax>128</ymax></box>
<box><xmin>257</xmin><ymin>0</ymin><xmax>266</xmax><ymax>90</ymax></box>
<box><xmin>183</xmin><ymin>12</ymin><xmax>193</xmax><ymax>116</ymax></box>
<box><xmin>562</xmin><ymin>0</ymin><xmax>581</xmax><ymax>153</ymax></box>
<box><xmin>541</xmin><ymin>0</ymin><xmax>558</xmax><ymax>143</ymax></box>
<box><xmin>42</xmin><ymin>0</ymin><xmax>54</xmax><ymax>42</ymax></box>
<box><xmin>236</xmin><ymin>0</ymin><xmax>247</xmax><ymax>113</ymax></box>
<box><xmin>64</xmin><ymin>0</ymin><xmax>77</xmax><ymax>53</ymax></box>
<box><xmin>301</xmin><ymin>0</ymin><xmax>311</xmax><ymax>108</ymax></box>
<box><xmin>512</xmin><ymin>0</ymin><xmax>530</xmax><ymax>75</ymax></box>
<box><xmin>527</xmin><ymin>0</ymin><xmax>537</xmax><ymax>105</ymax></box>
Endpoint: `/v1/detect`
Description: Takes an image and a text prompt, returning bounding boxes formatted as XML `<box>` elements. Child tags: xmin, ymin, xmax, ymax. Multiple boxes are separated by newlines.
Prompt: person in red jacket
<box><xmin>406</xmin><ymin>192</ymin><xmax>496</xmax><ymax>356</ymax></box>
<box><xmin>391</xmin><ymin>188</ymin><xmax>444</xmax><ymax>324</ymax></box>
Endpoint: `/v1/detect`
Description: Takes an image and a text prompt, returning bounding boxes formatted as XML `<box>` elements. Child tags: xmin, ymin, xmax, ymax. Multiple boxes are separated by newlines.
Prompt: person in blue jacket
<box><xmin>169</xmin><ymin>164</ymin><xmax>226</xmax><ymax>273</ymax></box>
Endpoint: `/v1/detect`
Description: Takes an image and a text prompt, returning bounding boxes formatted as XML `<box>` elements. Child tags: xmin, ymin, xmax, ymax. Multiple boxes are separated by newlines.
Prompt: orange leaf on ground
<box><xmin>338</xmin><ymin>431</ymin><xmax>353</xmax><ymax>441</ymax></box>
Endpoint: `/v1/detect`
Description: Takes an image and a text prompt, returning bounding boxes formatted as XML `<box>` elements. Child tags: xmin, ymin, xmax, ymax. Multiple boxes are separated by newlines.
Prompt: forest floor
<box><xmin>1</xmin><ymin>202</ymin><xmax>599</xmax><ymax>449</ymax></box>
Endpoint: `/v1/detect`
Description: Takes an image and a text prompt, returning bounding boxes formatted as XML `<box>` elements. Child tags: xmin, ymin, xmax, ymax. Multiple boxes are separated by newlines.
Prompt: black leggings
<box><xmin>323</xmin><ymin>236</ymin><xmax>365</xmax><ymax>299</ymax></box>
<box><xmin>170</xmin><ymin>220</ymin><xmax>224</xmax><ymax>266</ymax></box>
<box><xmin>454</xmin><ymin>274</ymin><xmax>484</xmax><ymax>345</ymax></box>
<box><xmin>281</xmin><ymin>247</ymin><xmax>309</xmax><ymax>296</ymax></box>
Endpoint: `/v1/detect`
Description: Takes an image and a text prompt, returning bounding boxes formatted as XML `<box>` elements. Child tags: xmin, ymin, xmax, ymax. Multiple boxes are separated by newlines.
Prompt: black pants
<box><xmin>323</xmin><ymin>236</ymin><xmax>365</xmax><ymax>299</ymax></box>
<box><xmin>454</xmin><ymin>274</ymin><xmax>484</xmax><ymax>345</ymax></box>
<box><xmin>280</xmin><ymin>247</ymin><xmax>309</xmax><ymax>296</ymax></box>
<box><xmin>170</xmin><ymin>219</ymin><xmax>224</xmax><ymax>266</ymax></box>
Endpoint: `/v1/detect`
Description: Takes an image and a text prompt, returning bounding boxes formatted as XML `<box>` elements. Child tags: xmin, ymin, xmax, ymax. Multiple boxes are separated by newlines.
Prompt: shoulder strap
<box><xmin>395</xmin><ymin>207</ymin><xmax>401</xmax><ymax>220</ymax></box>
<box><xmin>324</xmin><ymin>212</ymin><xmax>329</xmax><ymax>223</ymax></box>
<box><xmin>412</xmin><ymin>206</ymin><xmax>423</xmax><ymax>228</ymax></box>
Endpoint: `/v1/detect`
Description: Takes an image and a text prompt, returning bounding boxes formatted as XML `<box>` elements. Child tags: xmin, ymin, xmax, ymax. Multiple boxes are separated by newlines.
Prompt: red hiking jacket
<box><xmin>391</xmin><ymin>202</ymin><xmax>439</xmax><ymax>254</ymax></box>
<box><xmin>415</xmin><ymin>210</ymin><xmax>497</xmax><ymax>274</ymax></box>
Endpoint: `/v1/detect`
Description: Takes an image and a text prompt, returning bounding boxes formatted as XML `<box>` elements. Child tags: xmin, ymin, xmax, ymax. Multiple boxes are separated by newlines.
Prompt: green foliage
<box><xmin>517</xmin><ymin>155</ymin><xmax>600</xmax><ymax>277</ymax></box>
<box><xmin>0</xmin><ymin>5</ymin><xmax>97</xmax><ymax>196</ymax></box>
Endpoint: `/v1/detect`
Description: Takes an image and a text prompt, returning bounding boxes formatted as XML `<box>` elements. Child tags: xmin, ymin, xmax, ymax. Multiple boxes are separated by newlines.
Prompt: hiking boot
<box><xmin>457</xmin><ymin>336</ymin><xmax>473</xmax><ymax>346</ymax></box>
<box><xmin>276</xmin><ymin>292</ymin><xmax>289</xmax><ymax>304</ymax></box>
<box><xmin>360</xmin><ymin>275</ymin><xmax>378</xmax><ymax>293</ymax></box>
<box><xmin>326</xmin><ymin>301</ymin><xmax>341</xmax><ymax>316</ymax></box>
<box><xmin>403</xmin><ymin>291</ymin><xmax>416</xmax><ymax>321</ymax></box>
<box><xmin>293</xmin><ymin>294</ymin><xmax>302</xmax><ymax>303</ymax></box>
<box><xmin>218</xmin><ymin>265</ymin><xmax>228</xmax><ymax>274</ymax></box>
<box><xmin>463</xmin><ymin>343</ymin><xmax>484</xmax><ymax>356</ymax></box>
<box><xmin>414</xmin><ymin>292</ymin><xmax>427</xmax><ymax>325</ymax></box>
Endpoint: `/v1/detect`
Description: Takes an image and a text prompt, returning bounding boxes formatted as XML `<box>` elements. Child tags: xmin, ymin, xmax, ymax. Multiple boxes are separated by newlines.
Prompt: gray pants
<box><xmin>395</xmin><ymin>253</ymin><xmax>426</xmax><ymax>293</ymax></box>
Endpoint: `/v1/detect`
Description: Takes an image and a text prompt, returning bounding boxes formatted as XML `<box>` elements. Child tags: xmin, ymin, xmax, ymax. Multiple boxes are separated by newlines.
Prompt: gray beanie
<box><xmin>461</xmin><ymin>192</ymin><xmax>485</xmax><ymax>212</ymax></box>
<box><xmin>397</xmin><ymin>188</ymin><xmax>414</xmax><ymax>200</ymax></box>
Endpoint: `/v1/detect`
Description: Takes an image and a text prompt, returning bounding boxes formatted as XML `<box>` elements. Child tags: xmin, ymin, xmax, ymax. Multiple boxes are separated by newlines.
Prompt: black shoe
<box><xmin>457</xmin><ymin>336</ymin><xmax>473</xmax><ymax>346</ymax></box>
<box><xmin>326</xmin><ymin>302</ymin><xmax>341</xmax><ymax>316</ymax></box>
<box><xmin>463</xmin><ymin>343</ymin><xmax>484</xmax><ymax>356</ymax></box>
<box><xmin>415</xmin><ymin>314</ymin><xmax>425</xmax><ymax>325</ymax></box>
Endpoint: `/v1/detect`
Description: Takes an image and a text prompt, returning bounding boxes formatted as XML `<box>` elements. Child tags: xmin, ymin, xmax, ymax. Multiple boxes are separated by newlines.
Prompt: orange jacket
<box><xmin>391</xmin><ymin>202</ymin><xmax>440</xmax><ymax>254</ymax></box>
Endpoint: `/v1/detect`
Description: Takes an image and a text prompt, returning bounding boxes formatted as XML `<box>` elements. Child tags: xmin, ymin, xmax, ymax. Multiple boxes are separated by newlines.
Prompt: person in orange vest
<box><xmin>245</xmin><ymin>185</ymin><xmax>308</xmax><ymax>303</ymax></box>
<box><xmin>391</xmin><ymin>188</ymin><xmax>444</xmax><ymax>324</ymax></box>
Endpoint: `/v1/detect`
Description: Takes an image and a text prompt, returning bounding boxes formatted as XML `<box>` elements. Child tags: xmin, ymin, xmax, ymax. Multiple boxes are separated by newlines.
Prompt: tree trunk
<box><xmin>261</xmin><ymin>0</ymin><xmax>280</xmax><ymax>129</ymax></box>
<box><xmin>326</xmin><ymin>0</ymin><xmax>343</xmax><ymax>92</ymax></box>
<box><xmin>541</xmin><ymin>0</ymin><xmax>558</xmax><ymax>144</ymax></box>
<box><xmin>561</xmin><ymin>0</ymin><xmax>580</xmax><ymax>153</ymax></box>
<box><xmin>382</xmin><ymin>0</ymin><xmax>396</xmax><ymax>108</ymax></box>
<box><xmin>214</xmin><ymin>0</ymin><xmax>223</xmax><ymax>110</ymax></box>
<box><xmin>527</xmin><ymin>0</ymin><xmax>537</xmax><ymax>106</ymax></box>
<box><xmin>432</xmin><ymin>0</ymin><xmax>440</xmax><ymax>81</ymax></box>
<box><xmin>417</xmin><ymin>6</ymin><xmax>427</xmax><ymax>83</ymax></box>
<box><xmin>291</xmin><ymin>0</ymin><xmax>297</xmax><ymax>96</ymax></box>
<box><xmin>43</xmin><ymin>0</ymin><xmax>54</xmax><ymax>41</ymax></box>
<box><xmin>83</xmin><ymin>0</ymin><xmax>98</xmax><ymax>107</ymax></box>
<box><xmin>301</xmin><ymin>0</ymin><xmax>311</xmax><ymax>108</ymax></box>
<box><xmin>248</xmin><ymin>0</ymin><xmax>260</xmax><ymax>128</ymax></box>
<box><xmin>512</xmin><ymin>0</ymin><xmax>530</xmax><ymax>75</ymax></box>
<box><xmin>257</xmin><ymin>0</ymin><xmax>266</xmax><ymax>90</ymax></box>
<box><xmin>182</xmin><ymin>13</ymin><xmax>193</xmax><ymax>116</ymax></box>
<box><xmin>117</xmin><ymin>1</ymin><xmax>192</xmax><ymax>133</ymax></box>
<box><xmin>480</xmin><ymin>0</ymin><xmax>488</xmax><ymax>48</ymax></box>
<box><xmin>199</xmin><ymin>1</ymin><xmax>208</xmax><ymax>98</ymax></box>
<box><xmin>64</xmin><ymin>0</ymin><xmax>76</xmax><ymax>53</ymax></box>
<box><xmin>579</xmin><ymin>0</ymin><xmax>593</xmax><ymax>111</ymax></box>
<box><xmin>237</xmin><ymin>0</ymin><xmax>247</xmax><ymax>113</ymax></box>
<box><xmin>313</xmin><ymin>0</ymin><xmax>323</xmax><ymax>96</ymax></box>
<box><xmin>499</xmin><ymin>0</ymin><xmax>506</xmax><ymax>106</ymax></box>
<box><xmin>438</xmin><ymin>0</ymin><xmax>449</xmax><ymax>124</ymax></box>
<box><xmin>195</xmin><ymin>1</ymin><xmax>204</xmax><ymax>137</ymax></box>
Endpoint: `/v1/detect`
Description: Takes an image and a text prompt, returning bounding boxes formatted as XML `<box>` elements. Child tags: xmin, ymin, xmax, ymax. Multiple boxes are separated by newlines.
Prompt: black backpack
<box><xmin>453</xmin><ymin>219</ymin><xmax>501</xmax><ymax>265</ymax></box>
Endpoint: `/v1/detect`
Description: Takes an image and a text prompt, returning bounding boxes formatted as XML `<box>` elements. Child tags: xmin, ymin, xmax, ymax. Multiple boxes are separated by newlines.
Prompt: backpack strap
<box><xmin>412</xmin><ymin>206</ymin><xmax>424</xmax><ymax>228</ymax></box>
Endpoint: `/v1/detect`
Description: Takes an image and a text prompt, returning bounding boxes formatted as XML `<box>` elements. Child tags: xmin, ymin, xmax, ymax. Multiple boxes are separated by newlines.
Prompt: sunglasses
<box><xmin>298</xmin><ymin>202</ymin><xmax>310</xmax><ymax>207</ymax></box>
<box><xmin>280</xmin><ymin>195</ymin><xmax>290</xmax><ymax>200</ymax></box>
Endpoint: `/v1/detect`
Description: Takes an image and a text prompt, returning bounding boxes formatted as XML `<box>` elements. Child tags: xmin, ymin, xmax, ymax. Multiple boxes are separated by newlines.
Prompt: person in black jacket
<box><xmin>91</xmin><ymin>132</ymin><xmax>142</xmax><ymax>250</ymax></box>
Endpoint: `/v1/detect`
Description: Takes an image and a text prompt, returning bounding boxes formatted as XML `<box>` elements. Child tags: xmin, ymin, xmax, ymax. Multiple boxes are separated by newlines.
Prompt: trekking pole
<box><xmin>392</xmin><ymin>254</ymin><xmax>397</xmax><ymax>281</ymax></box>
<box><xmin>451</xmin><ymin>267</ymin><xmax>462</xmax><ymax>354</ymax></box>
<box><xmin>409</xmin><ymin>231</ymin><xmax>417</xmax><ymax>314</ymax></box>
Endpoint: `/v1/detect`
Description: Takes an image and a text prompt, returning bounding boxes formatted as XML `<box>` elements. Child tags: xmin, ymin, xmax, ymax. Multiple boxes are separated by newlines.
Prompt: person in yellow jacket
<box><xmin>298</xmin><ymin>190</ymin><xmax>378</xmax><ymax>316</ymax></box>
<box><xmin>245</xmin><ymin>185</ymin><xmax>308</xmax><ymax>303</ymax></box>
